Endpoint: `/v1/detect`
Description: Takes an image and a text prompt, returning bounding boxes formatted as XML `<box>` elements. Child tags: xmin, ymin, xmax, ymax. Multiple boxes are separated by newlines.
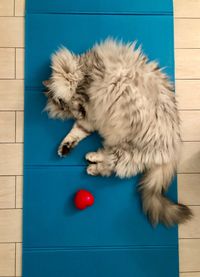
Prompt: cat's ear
<box><xmin>51</xmin><ymin>48</ymin><xmax>82</xmax><ymax>82</ymax></box>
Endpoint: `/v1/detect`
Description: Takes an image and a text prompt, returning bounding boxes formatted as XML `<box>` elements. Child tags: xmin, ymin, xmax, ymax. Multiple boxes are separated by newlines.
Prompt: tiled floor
<box><xmin>0</xmin><ymin>0</ymin><xmax>200</xmax><ymax>276</ymax></box>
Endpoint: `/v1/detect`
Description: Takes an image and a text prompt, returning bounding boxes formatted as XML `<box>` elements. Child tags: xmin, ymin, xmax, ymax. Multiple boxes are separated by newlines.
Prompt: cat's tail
<box><xmin>139</xmin><ymin>163</ymin><xmax>193</xmax><ymax>226</ymax></box>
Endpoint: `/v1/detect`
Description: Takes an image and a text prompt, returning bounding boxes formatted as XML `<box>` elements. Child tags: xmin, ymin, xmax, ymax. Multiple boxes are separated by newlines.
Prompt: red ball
<box><xmin>74</xmin><ymin>190</ymin><xmax>95</xmax><ymax>210</ymax></box>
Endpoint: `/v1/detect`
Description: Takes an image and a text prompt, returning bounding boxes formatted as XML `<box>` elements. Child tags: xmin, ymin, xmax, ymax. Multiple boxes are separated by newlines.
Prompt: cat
<box><xmin>43</xmin><ymin>38</ymin><xmax>192</xmax><ymax>226</ymax></box>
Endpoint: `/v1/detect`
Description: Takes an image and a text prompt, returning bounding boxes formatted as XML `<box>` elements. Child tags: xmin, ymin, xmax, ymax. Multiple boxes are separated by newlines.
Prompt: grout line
<box><xmin>0</xmin><ymin>241</ymin><xmax>16</xmax><ymax>244</ymax></box>
<box><xmin>181</xmin><ymin>141</ymin><xmax>200</xmax><ymax>142</ymax></box>
<box><xmin>0</xmin><ymin>141</ymin><xmax>23</xmax><ymax>144</ymax></box>
<box><xmin>13</xmin><ymin>0</ymin><xmax>15</xmax><ymax>16</ymax></box>
<box><xmin>0</xmin><ymin>208</ymin><xmax>22</xmax><ymax>210</ymax></box>
<box><xmin>179</xmin><ymin>238</ymin><xmax>200</xmax><ymax>240</ymax></box>
<box><xmin>180</xmin><ymin>271</ymin><xmax>200</xmax><ymax>274</ymax></box>
<box><xmin>15</xmin><ymin>48</ymin><xmax>17</xmax><ymax>79</ymax></box>
<box><xmin>179</xmin><ymin>237</ymin><xmax>199</xmax><ymax>241</ymax></box>
<box><xmin>178</xmin><ymin>172</ymin><xmax>200</xmax><ymax>174</ymax></box>
<box><xmin>0</xmin><ymin>110</ymin><xmax>24</xmax><ymax>112</ymax></box>
<box><xmin>175</xmin><ymin>48</ymin><xmax>200</xmax><ymax>50</ymax></box>
<box><xmin>14</xmin><ymin>0</ymin><xmax>16</xmax><ymax>16</ymax></box>
<box><xmin>179</xmin><ymin>109</ymin><xmax>200</xmax><ymax>111</ymax></box>
<box><xmin>15</xmin><ymin>111</ymin><xmax>17</xmax><ymax>142</ymax></box>
<box><xmin>175</xmin><ymin>17</ymin><xmax>200</xmax><ymax>19</ymax></box>
<box><xmin>0</xmin><ymin>78</ymin><xmax>17</xmax><ymax>80</ymax></box>
<box><xmin>0</xmin><ymin>47</ymin><xmax>24</xmax><ymax>49</ymax></box>
<box><xmin>176</xmin><ymin>78</ymin><xmax>200</xmax><ymax>80</ymax></box>
<box><xmin>0</xmin><ymin>109</ymin><xmax>24</xmax><ymax>113</ymax></box>
<box><xmin>0</xmin><ymin>175</ymin><xmax>23</xmax><ymax>177</ymax></box>
<box><xmin>174</xmin><ymin>47</ymin><xmax>200</xmax><ymax>50</ymax></box>
<box><xmin>176</xmin><ymin>79</ymin><xmax>200</xmax><ymax>82</ymax></box>
<box><xmin>178</xmin><ymin>173</ymin><xmax>200</xmax><ymax>175</ymax></box>
<box><xmin>187</xmin><ymin>205</ymin><xmax>200</xmax><ymax>207</ymax></box>
<box><xmin>0</xmin><ymin>141</ymin><xmax>18</xmax><ymax>144</ymax></box>
<box><xmin>0</xmin><ymin>15</ymin><xmax>23</xmax><ymax>18</ymax></box>
<box><xmin>15</xmin><ymin>176</ymin><xmax>17</xmax><ymax>208</ymax></box>
<box><xmin>182</xmin><ymin>140</ymin><xmax>200</xmax><ymax>143</ymax></box>
<box><xmin>14</xmin><ymin>242</ymin><xmax>16</xmax><ymax>277</ymax></box>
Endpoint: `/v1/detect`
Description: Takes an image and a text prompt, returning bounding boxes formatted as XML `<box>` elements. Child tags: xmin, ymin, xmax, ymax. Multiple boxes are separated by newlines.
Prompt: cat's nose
<box><xmin>42</xmin><ymin>80</ymin><xmax>50</xmax><ymax>87</ymax></box>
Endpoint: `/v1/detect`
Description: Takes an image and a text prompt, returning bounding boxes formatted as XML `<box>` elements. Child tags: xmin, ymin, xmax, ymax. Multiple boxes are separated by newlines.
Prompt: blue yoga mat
<box><xmin>24</xmin><ymin>1</ymin><xmax>179</xmax><ymax>276</ymax></box>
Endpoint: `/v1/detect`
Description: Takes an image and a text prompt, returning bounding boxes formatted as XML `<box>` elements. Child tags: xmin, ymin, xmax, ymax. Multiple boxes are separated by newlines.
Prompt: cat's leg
<box><xmin>58</xmin><ymin>121</ymin><xmax>93</xmax><ymax>157</ymax></box>
<box><xmin>86</xmin><ymin>148</ymin><xmax>116</xmax><ymax>176</ymax></box>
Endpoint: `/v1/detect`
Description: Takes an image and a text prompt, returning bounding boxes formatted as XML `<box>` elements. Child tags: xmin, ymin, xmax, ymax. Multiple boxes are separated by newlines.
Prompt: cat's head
<box><xmin>43</xmin><ymin>48</ymin><xmax>83</xmax><ymax>120</ymax></box>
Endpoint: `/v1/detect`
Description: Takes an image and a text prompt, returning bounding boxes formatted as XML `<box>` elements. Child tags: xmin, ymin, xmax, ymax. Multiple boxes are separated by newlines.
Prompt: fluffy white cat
<box><xmin>44</xmin><ymin>39</ymin><xmax>192</xmax><ymax>226</ymax></box>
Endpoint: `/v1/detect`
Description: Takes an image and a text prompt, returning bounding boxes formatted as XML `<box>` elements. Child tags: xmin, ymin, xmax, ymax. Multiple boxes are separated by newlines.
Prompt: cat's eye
<box><xmin>57</xmin><ymin>98</ymin><xmax>66</xmax><ymax>110</ymax></box>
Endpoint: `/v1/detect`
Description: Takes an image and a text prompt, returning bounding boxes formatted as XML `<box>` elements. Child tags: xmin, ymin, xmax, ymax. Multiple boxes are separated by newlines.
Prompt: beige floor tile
<box><xmin>0</xmin><ymin>0</ymin><xmax>14</xmax><ymax>16</ymax></box>
<box><xmin>16</xmin><ymin>48</ymin><xmax>24</xmax><ymax>79</ymax></box>
<box><xmin>175</xmin><ymin>19</ymin><xmax>200</xmax><ymax>48</ymax></box>
<box><xmin>0</xmin><ymin>176</ymin><xmax>15</xmax><ymax>208</ymax></box>
<box><xmin>16</xmin><ymin>243</ymin><xmax>22</xmax><ymax>276</ymax></box>
<box><xmin>0</xmin><ymin>48</ymin><xmax>15</xmax><ymax>79</ymax></box>
<box><xmin>0</xmin><ymin>112</ymin><xmax>15</xmax><ymax>142</ymax></box>
<box><xmin>0</xmin><ymin>80</ymin><xmax>24</xmax><ymax>110</ymax></box>
<box><xmin>15</xmin><ymin>0</ymin><xmax>25</xmax><ymax>16</ymax></box>
<box><xmin>179</xmin><ymin>239</ymin><xmax>200</xmax><ymax>272</ymax></box>
<box><xmin>176</xmin><ymin>80</ymin><xmax>200</xmax><ymax>110</ymax></box>
<box><xmin>174</xmin><ymin>0</ymin><xmax>200</xmax><ymax>18</ymax></box>
<box><xmin>179</xmin><ymin>207</ymin><xmax>200</xmax><ymax>238</ymax></box>
<box><xmin>178</xmin><ymin>174</ymin><xmax>200</xmax><ymax>205</ymax></box>
<box><xmin>16</xmin><ymin>176</ymin><xmax>23</xmax><ymax>208</ymax></box>
<box><xmin>0</xmin><ymin>144</ymin><xmax>23</xmax><ymax>175</ymax></box>
<box><xmin>175</xmin><ymin>49</ymin><xmax>200</xmax><ymax>79</ymax></box>
<box><xmin>0</xmin><ymin>209</ymin><xmax>22</xmax><ymax>242</ymax></box>
<box><xmin>0</xmin><ymin>243</ymin><xmax>15</xmax><ymax>276</ymax></box>
<box><xmin>0</xmin><ymin>17</ymin><xmax>24</xmax><ymax>47</ymax></box>
<box><xmin>178</xmin><ymin>142</ymin><xmax>200</xmax><ymax>173</ymax></box>
<box><xmin>16</xmin><ymin>111</ymin><xmax>24</xmax><ymax>142</ymax></box>
<box><xmin>180</xmin><ymin>111</ymin><xmax>200</xmax><ymax>141</ymax></box>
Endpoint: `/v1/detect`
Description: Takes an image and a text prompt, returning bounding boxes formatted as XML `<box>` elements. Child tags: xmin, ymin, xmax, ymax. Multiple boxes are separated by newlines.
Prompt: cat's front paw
<box><xmin>58</xmin><ymin>140</ymin><xmax>76</xmax><ymax>157</ymax></box>
<box><xmin>58</xmin><ymin>143</ymin><xmax>71</xmax><ymax>157</ymax></box>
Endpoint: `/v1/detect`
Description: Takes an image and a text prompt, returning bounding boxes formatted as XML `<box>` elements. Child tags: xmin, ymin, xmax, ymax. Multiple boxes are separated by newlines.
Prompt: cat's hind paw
<box><xmin>86</xmin><ymin>164</ymin><xmax>99</xmax><ymax>176</ymax></box>
<box><xmin>86</xmin><ymin>163</ymin><xmax>112</xmax><ymax>177</ymax></box>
